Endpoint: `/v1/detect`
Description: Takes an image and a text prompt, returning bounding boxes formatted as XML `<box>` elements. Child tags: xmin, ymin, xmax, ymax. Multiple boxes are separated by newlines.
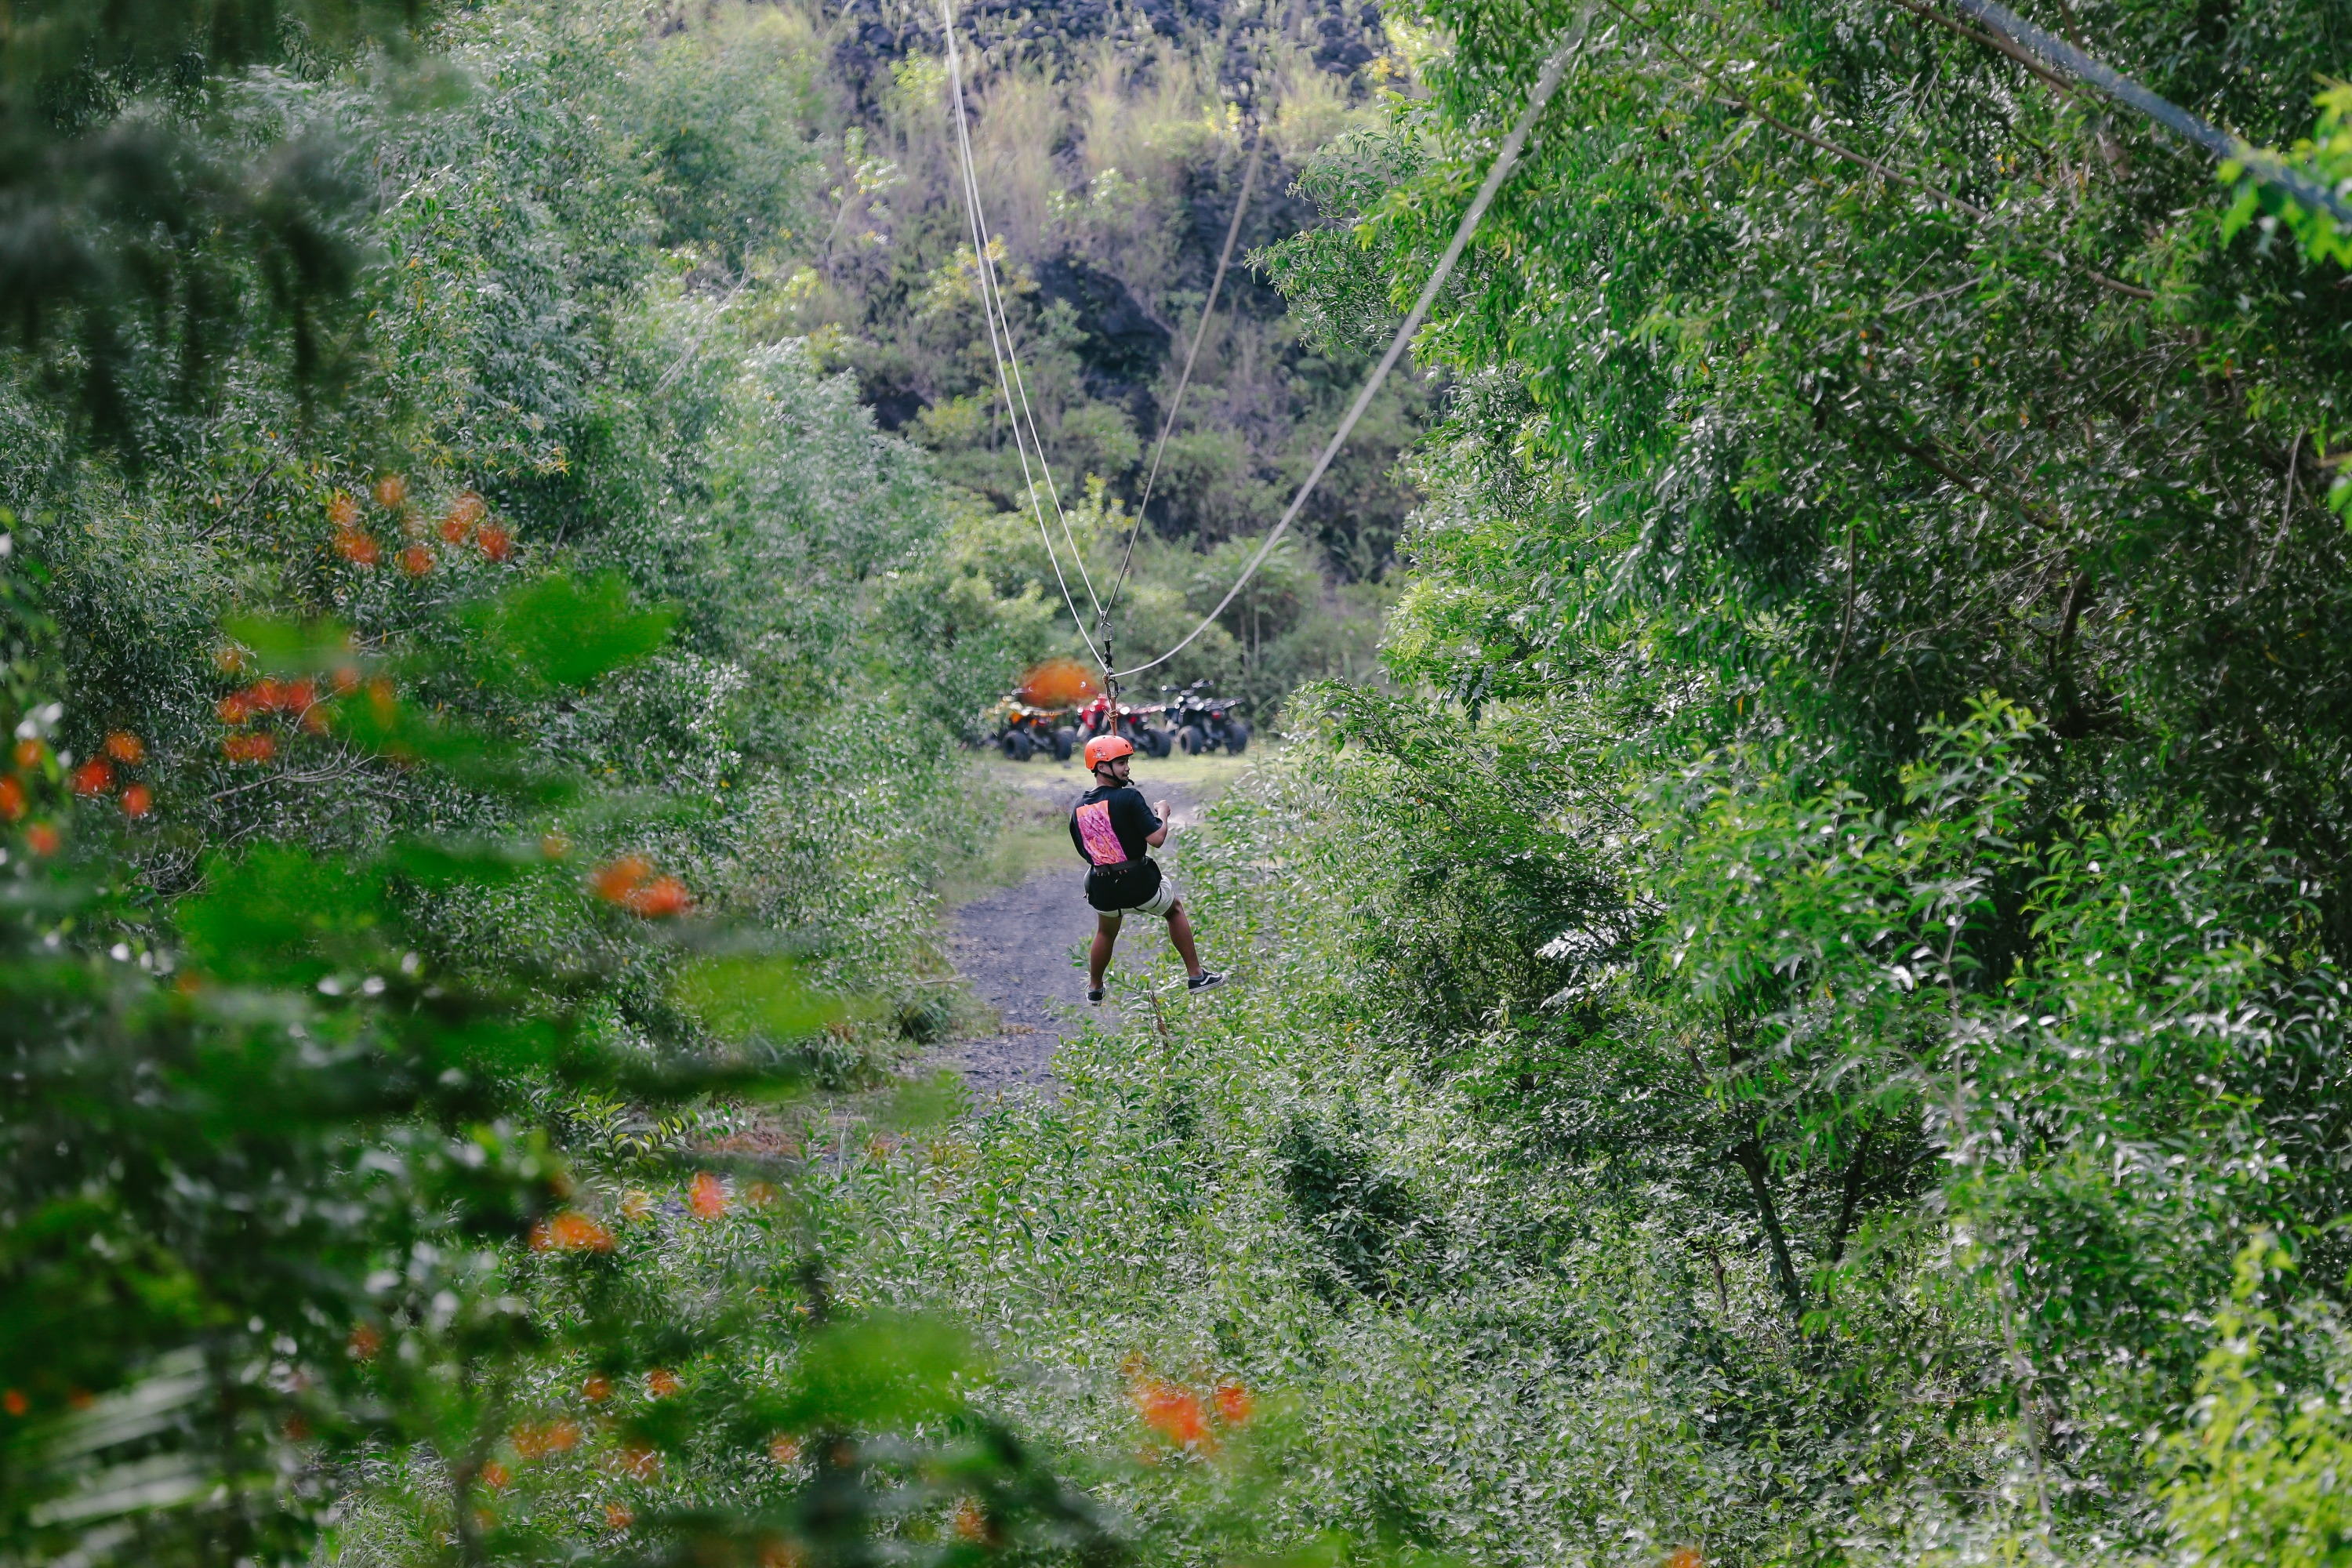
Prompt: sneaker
<box><xmin>1185</xmin><ymin>971</ymin><xmax>1225</xmax><ymax>993</ymax></box>
<box><xmin>1087</xmin><ymin>987</ymin><xmax>1105</xmax><ymax>1004</ymax></box>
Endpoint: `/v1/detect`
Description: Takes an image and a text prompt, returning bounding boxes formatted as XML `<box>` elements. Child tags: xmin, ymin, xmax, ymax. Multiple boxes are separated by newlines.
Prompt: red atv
<box><xmin>1076</xmin><ymin>694</ymin><xmax>1171</xmax><ymax>758</ymax></box>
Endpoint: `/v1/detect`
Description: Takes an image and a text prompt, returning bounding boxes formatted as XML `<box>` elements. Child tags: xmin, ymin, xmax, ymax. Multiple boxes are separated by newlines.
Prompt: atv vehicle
<box><xmin>1163</xmin><ymin>681</ymin><xmax>1251</xmax><ymax>755</ymax></box>
<box><xmin>1076</xmin><ymin>694</ymin><xmax>1171</xmax><ymax>758</ymax></box>
<box><xmin>991</xmin><ymin>699</ymin><xmax>1079</xmax><ymax>762</ymax></box>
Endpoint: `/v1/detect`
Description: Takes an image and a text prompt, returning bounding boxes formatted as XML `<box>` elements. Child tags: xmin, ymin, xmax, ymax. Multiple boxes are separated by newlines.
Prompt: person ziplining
<box><xmin>940</xmin><ymin>0</ymin><xmax>1593</xmax><ymax>1004</ymax></box>
<box><xmin>1069</xmin><ymin>734</ymin><xmax>1221</xmax><ymax>1003</ymax></box>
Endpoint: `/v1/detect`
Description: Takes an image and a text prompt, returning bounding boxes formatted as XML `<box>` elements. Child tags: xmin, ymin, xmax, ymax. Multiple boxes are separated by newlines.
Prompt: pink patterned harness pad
<box><xmin>1075</xmin><ymin>800</ymin><xmax>1127</xmax><ymax>866</ymax></box>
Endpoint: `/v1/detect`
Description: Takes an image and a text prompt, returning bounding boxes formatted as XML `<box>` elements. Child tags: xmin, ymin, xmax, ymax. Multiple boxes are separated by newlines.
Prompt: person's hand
<box><xmin>1155</xmin><ymin>798</ymin><xmax>1172</xmax><ymax>821</ymax></box>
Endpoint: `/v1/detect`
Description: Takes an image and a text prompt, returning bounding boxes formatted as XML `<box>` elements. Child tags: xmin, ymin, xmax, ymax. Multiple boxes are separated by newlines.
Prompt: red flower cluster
<box><xmin>440</xmin><ymin>490</ymin><xmax>486</xmax><ymax>544</ymax></box>
<box><xmin>528</xmin><ymin>1210</ymin><xmax>616</xmax><ymax>1253</ymax></box>
<box><xmin>688</xmin><ymin>1171</ymin><xmax>730</xmax><ymax>1218</ymax></box>
<box><xmin>216</xmin><ymin>675</ymin><xmax>334</xmax><ymax>766</ymax></box>
<box><xmin>328</xmin><ymin>478</ymin><xmax>512</xmax><ymax>570</ymax></box>
<box><xmin>42</xmin><ymin>729</ymin><xmax>155</xmax><ymax>822</ymax></box>
<box><xmin>510</xmin><ymin>1418</ymin><xmax>582</xmax><ymax>1459</ymax></box>
<box><xmin>1127</xmin><ymin>1366</ymin><xmax>1257</xmax><ymax>1454</ymax></box>
<box><xmin>590</xmin><ymin>856</ymin><xmax>692</xmax><ymax>918</ymax></box>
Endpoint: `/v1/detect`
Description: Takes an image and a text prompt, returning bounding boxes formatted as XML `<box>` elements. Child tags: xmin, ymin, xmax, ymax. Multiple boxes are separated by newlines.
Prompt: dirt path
<box><xmin>932</xmin><ymin>755</ymin><xmax>1237</xmax><ymax>1100</ymax></box>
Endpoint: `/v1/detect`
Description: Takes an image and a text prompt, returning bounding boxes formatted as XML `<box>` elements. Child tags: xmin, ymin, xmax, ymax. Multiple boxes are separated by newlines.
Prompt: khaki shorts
<box><xmin>1098</xmin><ymin>873</ymin><xmax>1179</xmax><ymax>920</ymax></box>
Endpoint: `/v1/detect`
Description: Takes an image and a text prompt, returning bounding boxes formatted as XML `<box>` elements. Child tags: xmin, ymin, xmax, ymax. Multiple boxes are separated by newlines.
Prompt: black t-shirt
<box><xmin>1070</xmin><ymin>784</ymin><xmax>1163</xmax><ymax>910</ymax></box>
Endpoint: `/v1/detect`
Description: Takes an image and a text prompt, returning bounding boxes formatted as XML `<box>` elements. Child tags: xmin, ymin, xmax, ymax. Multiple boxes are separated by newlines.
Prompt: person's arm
<box><xmin>1145</xmin><ymin>798</ymin><xmax>1172</xmax><ymax>848</ymax></box>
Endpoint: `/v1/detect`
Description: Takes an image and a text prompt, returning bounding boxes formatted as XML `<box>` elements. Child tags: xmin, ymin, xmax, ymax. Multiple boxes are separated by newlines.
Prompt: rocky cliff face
<box><xmin>826</xmin><ymin>0</ymin><xmax>1384</xmax><ymax>114</ymax></box>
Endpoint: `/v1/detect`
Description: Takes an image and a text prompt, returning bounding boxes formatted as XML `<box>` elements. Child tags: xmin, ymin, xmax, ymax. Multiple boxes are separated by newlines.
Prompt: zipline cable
<box><xmin>1109</xmin><ymin>5</ymin><xmax>1596</xmax><ymax>682</ymax></box>
<box><xmin>1100</xmin><ymin>129</ymin><xmax>1262</xmax><ymax>647</ymax></box>
<box><xmin>940</xmin><ymin>11</ymin><xmax>1105</xmax><ymax>625</ymax></box>
<box><xmin>940</xmin><ymin>1</ymin><xmax>1109</xmax><ymax>665</ymax></box>
<box><xmin>1100</xmin><ymin>0</ymin><xmax>1297</xmax><ymax>646</ymax></box>
<box><xmin>1945</xmin><ymin>0</ymin><xmax>2352</xmax><ymax>229</ymax></box>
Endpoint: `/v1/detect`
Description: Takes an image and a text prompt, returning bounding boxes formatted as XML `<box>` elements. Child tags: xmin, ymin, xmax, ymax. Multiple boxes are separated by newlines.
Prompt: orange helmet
<box><xmin>1083</xmin><ymin>734</ymin><xmax>1134</xmax><ymax>768</ymax></box>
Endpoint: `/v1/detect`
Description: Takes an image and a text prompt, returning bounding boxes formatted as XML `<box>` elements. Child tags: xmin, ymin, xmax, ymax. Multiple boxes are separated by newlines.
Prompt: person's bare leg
<box><xmin>1164</xmin><ymin>902</ymin><xmax>1203</xmax><ymax>978</ymax></box>
<box><xmin>1089</xmin><ymin>913</ymin><xmax>1121</xmax><ymax>993</ymax></box>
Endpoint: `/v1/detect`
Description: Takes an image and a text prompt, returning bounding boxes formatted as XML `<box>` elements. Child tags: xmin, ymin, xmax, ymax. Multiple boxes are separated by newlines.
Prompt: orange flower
<box><xmin>333</xmin><ymin>528</ymin><xmax>379</xmax><ymax>567</ymax></box>
<box><xmin>331</xmin><ymin>665</ymin><xmax>362</xmax><ymax>696</ymax></box>
<box><xmin>250</xmin><ymin>678</ymin><xmax>283</xmax><ymax>711</ymax></box>
<box><xmin>768</xmin><ymin>1434</ymin><xmax>801</xmax><ymax>1467</ymax></box>
<box><xmin>328</xmin><ymin>492</ymin><xmax>360</xmax><ymax>528</ymax></box>
<box><xmin>216</xmin><ymin>692</ymin><xmax>253</xmax><ymax>726</ymax></box>
<box><xmin>440</xmin><ymin>491</ymin><xmax>485</xmax><ymax>543</ymax></box>
<box><xmin>282</xmin><ymin>678</ymin><xmax>317</xmax><ymax>713</ymax></box>
<box><xmin>480</xmin><ymin>1461</ymin><xmax>510</xmax><ymax>1490</ymax></box>
<box><xmin>0</xmin><ymin>778</ymin><xmax>23</xmax><ymax>822</ymax></box>
<box><xmin>347</xmin><ymin>1323</ymin><xmax>383</xmax><ymax>1361</ymax></box>
<box><xmin>13</xmin><ymin>738</ymin><xmax>45</xmax><ymax>769</ymax></box>
<box><xmin>625</xmin><ymin>876</ymin><xmax>691</xmax><ymax>919</ymax></box>
<box><xmin>583</xmin><ymin>1374</ymin><xmax>613</xmax><ymax>1402</ymax></box>
<box><xmin>477</xmin><ymin>522</ymin><xmax>514</xmax><ymax>563</ymax></box>
<box><xmin>746</xmin><ymin>1180</ymin><xmax>780</xmax><ymax>1208</ymax></box>
<box><xmin>372</xmin><ymin>474</ymin><xmax>408</xmax><ymax>510</ymax></box>
<box><xmin>951</xmin><ymin>1497</ymin><xmax>990</xmax><ymax>1543</ymax></box>
<box><xmin>121</xmin><ymin>784</ymin><xmax>154</xmax><ymax>818</ymax></box>
<box><xmin>25</xmin><ymin>824</ymin><xmax>60</xmax><ymax>857</ymax></box>
<box><xmin>2</xmin><ymin>1390</ymin><xmax>26</xmax><ymax>1417</ymax></box>
<box><xmin>1131</xmin><ymin>1376</ymin><xmax>1211</xmax><ymax>1450</ymax></box>
<box><xmin>528</xmin><ymin>1210</ymin><xmax>615</xmax><ymax>1253</ymax></box>
<box><xmin>1212</xmin><ymin>1380</ymin><xmax>1254</xmax><ymax>1426</ymax></box>
<box><xmin>688</xmin><ymin>1171</ymin><xmax>729</xmax><ymax>1219</ymax></box>
<box><xmin>103</xmin><ymin>731</ymin><xmax>144</xmax><ymax>764</ymax></box>
<box><xmin>590</xmin><ymin>856</ymin><xmax>652</xmax><ymax>904</ymax></box>
<box><xmin>399</xmin><ymin>543</ymin><xmax>434</xmax><ymax>578</ymax></box>
<box><xmin>618</xmin><ymin>1441</ymin><xmax>661</xmax><ymax>1479</ymax></box>
<box><xmin>543</xmin><ymin>1418</ymin><xmax>581</xmax><ymax>1453</ymax></box>
<box><xmin>1661</xmin><ymin>1552</ymin><xmax>1704</xmax><ymax>1568</ymax></box>
<box><xmin>222</xmin><ymin>734</ymin><xmax>276</xmax><ymax>764</ymax></box>
<box><xmin>69</xmin><ymin>759</ymin><xmax>112</xmax><ymax>797</ymax></box>
<box><xmin>604</xmin><ymin>1503</ymin><xmax>633</xmax><ymax>1531</ymax></box>
<box><xmin>645</xmin><ymin>1367</ymin><xmax>680</xmax><ymax>1399</ymax></box>
<box><xmin>760</xmin><ymin>1540</ymin><xmax>806</xmax><ymax>1568</ymax></box>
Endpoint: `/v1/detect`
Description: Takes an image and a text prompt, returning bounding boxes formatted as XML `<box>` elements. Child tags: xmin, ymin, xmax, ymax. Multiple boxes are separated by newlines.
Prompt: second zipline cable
<box><xmin>1111</xmin><ymin>6</ymin><xmax>1597</xmax><ymax>681</ymax></box>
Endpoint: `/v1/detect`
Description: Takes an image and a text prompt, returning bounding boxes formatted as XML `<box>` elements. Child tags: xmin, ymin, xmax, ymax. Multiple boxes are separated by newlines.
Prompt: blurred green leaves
<box><xmin>461</xmin><ymin>571</ymin><xmax>677</xmax><ymax>692</ymax></box>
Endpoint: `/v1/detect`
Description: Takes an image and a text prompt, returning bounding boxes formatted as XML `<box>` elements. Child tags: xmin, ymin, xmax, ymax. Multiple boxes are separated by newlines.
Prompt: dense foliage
<box><xmin>0</xmin><ymin>0</ymin><xmax>1107</xmax><ymax>1560</ymax></box>
<box><xmin>789</xmin><ymin>2</ymin><xmax>2352</xmax><ymax>1566</ymax></box>
<box><xmin>13</xmin><ymin>0</ymin><xmax>2352</xmax><ymax>1559</ymax></box>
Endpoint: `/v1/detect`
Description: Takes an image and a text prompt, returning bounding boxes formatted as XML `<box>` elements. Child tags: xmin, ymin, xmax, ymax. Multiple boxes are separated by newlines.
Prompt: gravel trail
<box><xmin>932</xmin><ymin>761</ymin><xmax>1221</xmax><ymax>1100</ymax></box>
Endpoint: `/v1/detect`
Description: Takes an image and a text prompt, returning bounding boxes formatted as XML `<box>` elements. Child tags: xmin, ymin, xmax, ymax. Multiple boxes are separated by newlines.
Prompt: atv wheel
<box><xmin>1178</xmin><ymin>725</ymin><xmax>1203</xmax><ymax>755</ymax></box>
<box><xmin>1225</xmin><ymin>720</ymin><xmax>1250</xmax><ymax>755</ymax></box>
<box><xmin>1052</xmin><ymin>726</ymin><xmax>1076</xmax><ymax>762</ymax></box>
<box><xmin>1008</xmin><ymin>730</ymin><xmax>1035</xmax><ymax>761</ymax></box>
